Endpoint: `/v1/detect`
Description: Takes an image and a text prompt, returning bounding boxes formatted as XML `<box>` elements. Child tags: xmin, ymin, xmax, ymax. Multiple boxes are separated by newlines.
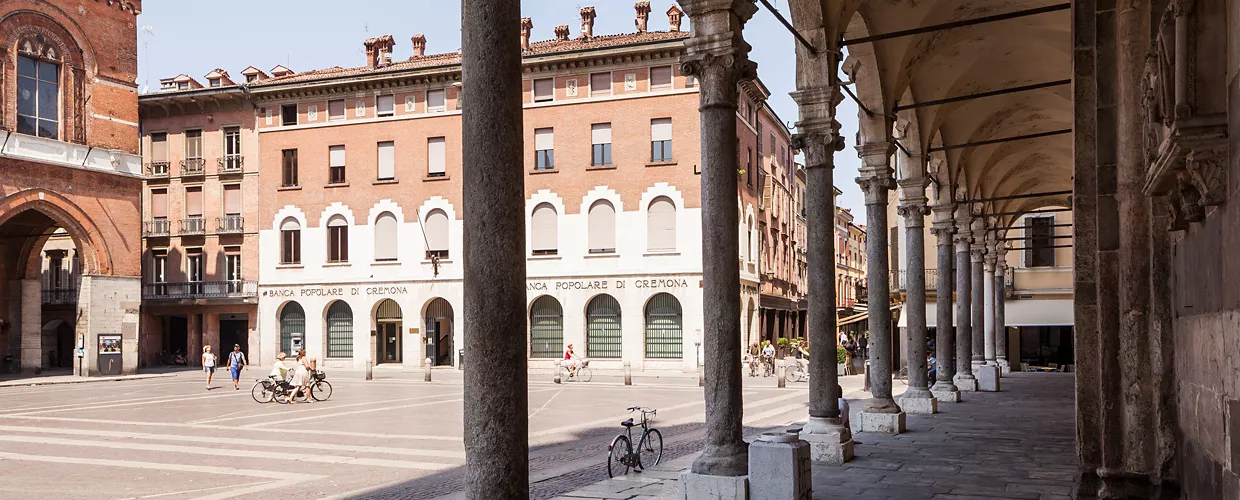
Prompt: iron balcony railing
<box><xmin>218</xmin><ymin>156</ymin><xmax>244</xmax><ymax>173</ymax></box>
<box><xmin>892</xmin><ymin>269</ymin><xmax>1015</xmax><ymax>291</ymax></box>
<box><xmin>217</xmin><ymin>215</ymin><xmax>244</xmax><ymax>234</ymax></box>
<box><xmin>181</xmin><ymin>158</ymin><xmax>206</xmax><ymax>175</ymax></box>
<box><xmin>146</xmin><ymin>161</ymin><xmax>170</xmax><ymax>177</ymax></box>
<box><xmin>144</xmin><ymin>219</ymin><xmax>171</xmax><ymax>237</ymax></box>
<box><xmin>143</xmin><ymin>280</ymin><xmax>257</xmax><ymax>300</ymax></box>
<box><xmin>180</xmin><ymin>217</ymin><xmax>206</xmax><ymax>235</ymax></box>
<box><xmin>42</xmin><ymin>286</ymin><xmax>79</xmax><ymax>305</ymax></box>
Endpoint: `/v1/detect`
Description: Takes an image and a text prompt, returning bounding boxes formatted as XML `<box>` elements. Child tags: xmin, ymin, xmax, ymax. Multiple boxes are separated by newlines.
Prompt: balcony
<box><xmin>180</xmin><ymin>217</ymin><xmax>206</xmax><ymax>235</ymax></box>
<box><xmin>42</xmin><ymin>286</ymin><xmax>78</xmax><ymax>305</ymax></box>
<box><xmin>892</xmin><ymin>269</ymin><xmax>940</xmax><ymax>292</ymax></box>
<box><xmin>217</xmin><ymin>215</ymin><xmax>244</xmax><ymax>234</ymax></box>
<box><xmin>218</xmin><ymin>155</ymin><xmax>244</xmax><ymax>173</ymax></box>
<box><xmin>146</xmin><ymin>161</ymin><xmax>170</xmax><ymax>177</ymax></box>
<box><xmin>143</xmin><ymin>281</ymin><xmax>258</xmax><ymax>300</ymax></box>
<box><xmin>144</xmin><ymin>219</ymin><xmax>171</xmax><ymax>237</ymax></box>
<box><xmin>181</xmin><ymin>158</ymin><xmax>206</xmax><ymax>176</ymax></box>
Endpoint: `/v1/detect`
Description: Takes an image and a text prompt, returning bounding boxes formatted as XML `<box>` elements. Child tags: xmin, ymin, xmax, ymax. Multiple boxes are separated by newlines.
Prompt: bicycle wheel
<box><xmin>578</xmin><ymin>366</ymin><xmax>593</xmax><ymax>383</ymax></box>
<box><xmin>607</xmin><ymin>434</ymin><xmax>632</xmax><ymax>478</ymax></box>
<box><xmin>274</xmin><ymin>387</ymin><xmax>291</xmax><ymax>404</ymax></box>
<box><xmin>310</xmin><ymin>380</ymin><xmax>333</xmax><ymax>401</ymax></box>
<box><xmin>786</xmin><ymin>366</ymin><xmax>802</xmax><ymax>383</ymax></box>
<box><xmin>637</xmin><ymin>428</ymin><xmax>663</xmax><ymax>469</ymax></box>
<box><xmin>251</xmin><ymin>380</ymin><xmax>274</xmax><ymax>403</ymax></box>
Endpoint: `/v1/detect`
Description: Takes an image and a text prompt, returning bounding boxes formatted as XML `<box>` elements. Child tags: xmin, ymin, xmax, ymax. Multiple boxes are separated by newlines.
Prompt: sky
<box><xmin>136</xmin><ymin>0</ymin><xmax>866</xmax><ymax>219</ymax></box>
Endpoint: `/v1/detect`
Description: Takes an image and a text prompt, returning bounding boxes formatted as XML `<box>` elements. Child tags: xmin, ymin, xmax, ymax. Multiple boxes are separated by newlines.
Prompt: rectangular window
<box><xmin>651</xmin><ymin>118</ymin><xmax>672</xmax><ymax>162</ymax></box>
<box><xmin>650</xmin><ymin>66</ymin><xmax>673</xmax><ymax>90</ymax></box>
<box><xmin>534</xmin><ymin>128</ymin><xmax>554</xmax><ymax>170</ymax></box>
<box><xmin>769</xmin><ymin>133</ymin><xmax>776</xmax><ymax>156</ymax></box>
<box><xmin>281</xmin><ymin>229</ymin><xmax>300</xmax><ymax>264</ymax></box>
<box><xmin>184</xmin><ymin>130</ymin><xmax>203</xmax><ymax>160</ymax></box>
<box><xmin>427</xmin><ymin>137</ymin><xmax>446</xmax><ymax>176</ymax></box>
<box><xmin>1028</xmin><ymin>216</ymin><xmax>1057</xmax><ymax>267</ymax></box>
<box><xmin>151</xmin><ymin>250</ymin><xmax>168</xmax><ymax>284</ymax></box>
<box><xmin>281</xmin><ymin>149</ymin><xmax>298</xmax><ymax>187</ymax></box>
<box><xmin>590</xmin><ymin>72</ymin><xmax>611</xmax><ymax>96</ymax></box>
<box><xmin>150</xmin><ymin>133</ymin><xmax>168</xmax><ymax>175</ymax></box>
<box><xmin>427</xmin><ymin>89</ymin><xmax>446</xmax><ymax>112</ymax></box>
<box><xmin>223</xmin><ymin>184</ymin><xmax>241</xmax><ymax>216</ymax></box>
<box><xmin>281</xmin><ymin>104</ymin><xmax>298</xmax><ymax>126</ymax></box>
<box><xmin>222</xmin><ymin>127</ymin><xmax>241</xmax><ymax>171</ymax></box>
<box><xmin>187</xmin><ymin>249</ymin><xmax>203</xmax><ymax>296</ymax></box>
<box><xmin>747</xmin><ymin>148</ymin><xmax>753</xmax><ymax>186</ymax></box>
<box><xmin>16</xmin><ymin>55</ymin><xmax>59</xmax><ymax>139</ymax></box>
<box><xmin>591</xmin><ymin>123</ymin><xmax>612</xmax><ymax>166</ymax></box>
<box><xmin>329</xmin><ymin>145</ymin><xmax>346</xmax><ymax>184</ymax></box>
<box><xmin>328</xmin><ymin>226</ymin><xmax>349</xmax><ymax>263</ymax></box>
<box><xmin>151</xmin><ymin>189</ymin><xmax>168</xmax><ymax>220</ymax></box>
<box><xmin>377</xmin><ymin>95</ymin><xmax>395</xmax><ymax>117</ymax></box>
<box><xmin>185</xmin><ymin>186</ymin><xmax>203</xmax><ymax>217</ymax></box>
<box><xmin>225</xmin><ymin>250</ymin><xmax>242</xmax><ymax>293</ymax></box>
<box><xmin>533</xmin><ymin>78</ymin><xmax>554</xmax><ymax>102</ymax></box>
<box><xmin>328</xmin><ymin>99</ymin><xmax>346</xmax><ymax>121</ymax></box>
<box><xmin>377</xmin><ymin>141</ymin><xmax>395</xmax><ymax>180</ymax></box>
<box><xmin>208</xmin><ymin>78</ymin><xmax>221</xmax><ymax>88</ymax></box>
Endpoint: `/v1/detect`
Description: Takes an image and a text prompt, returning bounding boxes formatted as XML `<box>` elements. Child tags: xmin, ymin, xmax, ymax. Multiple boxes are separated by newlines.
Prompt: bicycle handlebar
<box><xmin>627</xmin><ymin>406</ymin><xmax>657</xmax><ymax>414</ymax></box>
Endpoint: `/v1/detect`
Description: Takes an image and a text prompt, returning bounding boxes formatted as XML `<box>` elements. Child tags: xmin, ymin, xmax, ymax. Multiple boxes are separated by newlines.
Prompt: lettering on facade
<box><xmin>525</xmin><ymin>277</ymin><xmax>691</xmax><ymax>292</ymax></box>
<box><xmin>261</xmin><ymin>285</ymin><xmax>409</xmax><ymax>298</ymax></box>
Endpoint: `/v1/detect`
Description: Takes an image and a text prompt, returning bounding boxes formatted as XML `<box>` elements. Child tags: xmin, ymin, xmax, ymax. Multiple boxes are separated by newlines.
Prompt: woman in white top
<box><xmin>288</xmin><ymin>349</ymin><xmax>314</xmax><ymax>404</ymax></box>
<box><xmin>201</xmin><ymin>345</ymin><xmax>217</xmax><ymax>390</ymax></box>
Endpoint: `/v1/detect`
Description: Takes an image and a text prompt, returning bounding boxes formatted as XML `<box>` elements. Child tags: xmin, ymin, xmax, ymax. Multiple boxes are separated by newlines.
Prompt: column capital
<box><xmin>897</xmin><ymin>202</ymin><xmax>930</xmax><ymax>228</ymax></box>
<box><xmin>970</xmin><ymin>245</ymin><xmax>986</xmax><ymax>262</ymax></box>
<box><xmin>1171</xmin><ymin>0</ymin><xmax>1194</xmax><ymax>16</ymax></box>
<box><xmin>953</xmin><ymin>232</ymin><xmax>973</xmax><ymax>247</ymax></box>
<box><xmin>984</xmin><ymin>252</ymin><xmax>997</xmax><ymax>269</ymax></box>
<box><xmin>855</xmin><ymin>173</ymin><xmax>895</xmax><ymax>205</ymax></box>
<box><xmin>790</xmin><ymin>124</ymin><xmax>845</xmax><ymax>171</ymax></box>
<box><xmin>679</xmin><ymin>0</ymin><xmax>757</xmax><ymax>110</ymax></box>
<box><xmin>929</xmin><ymin>223</ymin><xmax>955</xmax><ymax>240</ymax></box>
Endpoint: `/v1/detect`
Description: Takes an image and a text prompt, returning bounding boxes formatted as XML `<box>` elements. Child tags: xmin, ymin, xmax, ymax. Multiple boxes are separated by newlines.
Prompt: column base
<box><xmin>932</xmin><ymin>389</ymin><xmax>962</xmax><ymax>403</ymax></box>
<box><xmin>858</xmin><ymin>411</ymin><xmax>906</xmax><ymax>434</ymax></box>
<box><xmin>953</xmin><ymin>373</ymin><xmax>978</xmax><ymax>392</ymax></box>
<box><xmin>971</xmin><ymin>359</ymin><xmax>983</xmax><ymax>372</ymax></box>
<box><xmin>678</xmin><ymin>471</ymin><xmax>748</xmax><ymax>500</ymax></box>
<box><xmin>799</xmin><ymin>417</ymin><xmax>854</xmax><ymax>465</ymax></box>
<box><xmin>997</xmin><ymin>359</ymin><xmax>1011</xmax><ymax>374</ymax></box>
<box><xmin>898</xmin><ymin>395</ymin><xmax>938</xmax><ymax>414</ymax></box>
<box><xmin>978</xmin><ymin>365</ymin><xmax>1001</xmax><ymax>392</ymax></box>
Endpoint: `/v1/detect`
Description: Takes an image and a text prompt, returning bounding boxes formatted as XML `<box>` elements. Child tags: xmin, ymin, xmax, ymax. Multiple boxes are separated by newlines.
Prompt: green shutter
<box><xmin>644</xmin><ymin>293</ymin><xmax>683</xmax><ymax>359</ymax></box>
<box><xmin>326</xmin><ymin>301</ymin><xmax>353</xmax><ymax>358</ymax></box>
<box><xmin>586</xmin><ymin>294</ymin><xmax>622</xmax><ymax>358</ymax></box>
<box><xmin>279</xmin><ymin>302</ymin><xmax>305</xmax><ymax>354</ymax></box>
<box><xmin>529</xmin><ymin>296</ymin><xmax>564</xmax><ymax>359</ymax></box>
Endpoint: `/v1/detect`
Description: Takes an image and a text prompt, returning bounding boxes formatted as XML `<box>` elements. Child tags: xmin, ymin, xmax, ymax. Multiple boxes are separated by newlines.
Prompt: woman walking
<box><xmin>201</xmin><ymin>346</ymin><xmax>217</xmax><ymax>390</ymax></box>
<box><xmin>287</xmin><ymin>349</ymin><xmax>314</xmax><ymax>404</ymax></box>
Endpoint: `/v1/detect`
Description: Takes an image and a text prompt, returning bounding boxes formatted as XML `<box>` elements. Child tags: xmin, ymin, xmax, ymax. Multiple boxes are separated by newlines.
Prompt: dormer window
<box><xmin>208</xmin><ymin>78</ymin><xmax>221</xmax><ymax>88</ymax></box>
<box><xmin>246</xmin><ymin>74</ymin><xmax>258</xmax><ymax>83</ymax></box>
<box><xmin>178</xmin><ymin>81</ymin><xmax>189</xmax><ymax>90</ymax></box>
<box><xmin>17</xmin><ymin>55</ymin><xmax>59</xmax><ymax>139</ymax></box>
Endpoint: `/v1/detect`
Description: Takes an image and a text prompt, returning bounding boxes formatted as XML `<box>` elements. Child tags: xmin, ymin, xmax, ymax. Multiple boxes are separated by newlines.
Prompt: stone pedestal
<box><xmin>932</xmin><ymin>388</ymin><xmax>962</xmax><ymax>403</ymax></box>
<box><xmin>977</xmin><ymin>365</ymin><xmax>1001</xmax><ymax>392</ymax></box>
<box><xmin>679</xmin><ymin>472</ymin><xmax>748</xmax><ymax>500</ymax></box>
<box><xmin>954</xmin><ymin>373</ymin><xmax>979</xmax><ymax>392</ymax></box>
<box><xmin>997</xmin><ymin>359</ymin><xmax>1011</xmax><ymax>374</ymax></box>
<box><xmin>858</xmin><ymin>411</ymin><xmax>906</xmax><ymax>434</ymax></box>
<box><xmin>748</xmin><ymin>433</ymin><xmax>811</xmax><ymax>500</ymax></box>
<box><xmin>899</xmin><ymin>395</ymin><xmax>938</xmax><ymax>414</ymax></box>
<box><xmin>799</xmin><ymin>416</ymin><xmax>854</xmax><ymax>465</ymax></box>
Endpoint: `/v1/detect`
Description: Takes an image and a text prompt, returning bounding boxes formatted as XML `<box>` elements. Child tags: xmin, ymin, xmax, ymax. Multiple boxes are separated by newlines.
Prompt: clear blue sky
<box><xmin>136</xmin><ymin>0</ymin><xmax>865</xmax><ymax>218</ymax></box>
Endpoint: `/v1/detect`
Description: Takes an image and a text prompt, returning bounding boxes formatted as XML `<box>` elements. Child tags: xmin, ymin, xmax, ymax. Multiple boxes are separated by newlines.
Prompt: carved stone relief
<box><xmin>1185</xmin><ymin>147</ymin><xmax>1226</xmax><ymax>206</ymax></box>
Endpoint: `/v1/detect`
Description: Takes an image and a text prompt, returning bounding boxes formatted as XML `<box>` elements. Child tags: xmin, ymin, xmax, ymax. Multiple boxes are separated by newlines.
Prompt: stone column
<box><xmin>460</xmin><ymin>0</ymin><xmax>529</xmax><ymax>496</ymax></box>
<box><xmin>791</xmin><ymin>83</ymin><xmax>853</xmax><ymax>464</ymax></box>
<box><xmin>930</xmin><ymin>205</ymin><xmax>960</xmax><ymax>402</ymax></box>
<box><xmin>188</xmin><ymin>313</ymin><xmax>203</xmax><ymax>368</ymax></box>
<box><xmin>19</xmin><ymin>279</ymin><xmax>40</xmax><ymax>374</ymax></box>
<box><xmin>678</xmin><ymin>0</ymin><xmax>755</xmax><ymax>487</ymax></box>
<box><xmin>982</xmin><ymin>247</ymin><xmax>996</xmax><ymax>364</ymax></box>
<box><xmin>855</xmin><ymin>140</ymin><xmax>905</xmax><ymax>434</ymax></box>
<box><xmin>896</xmin><ymin>177</ymin><xmax>936</xmax><ymax>414</ymax></box>
<box><xmin>952</xmin><ymin>206</ymin><xmax>976</xmax><ymax>391</ymax></box>
<box><xmin>969</xmin><ymin>221</ymin><xmax>986</xmax><ymax>373</ymax></box>
<box><xmin>995</xmin><ymin>258</ymin><xmax>1010</xmax><ymax>374</ymax></box>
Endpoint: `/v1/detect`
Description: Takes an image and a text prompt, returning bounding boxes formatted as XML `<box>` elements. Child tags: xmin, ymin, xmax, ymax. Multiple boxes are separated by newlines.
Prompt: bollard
<box><xmin>623</xmin><ymin>361</ymin><xmax>632</xmax><ymax>386</ymax></box>
<box><xmin>698</xmin><ymin>367</ymin><xmax>704</xmax><ymax>387</ymax></box>
<box><xmin>777</xmin><ymin>359</ymin><xmax>786</xmax><ymax>388</ymax></box>
<box><xmin>365</xmin><ymin>360</ymin><xmax>374</xmax><ymax>381</ymax></box>
<box><xmin>554</xmin><ymin>360</ymin><xmax>562</xmax><ymax>384</ymax></box>
<box><xmin>863</xmin><ymin>360</ymin><xmax>871</xmax><ymax>392</ymax></box>
<box><xmin>424</xmin><ymin>358</ymin><xmax>432</xmax><ymax>382</ymax></box>
<box><xmin>748</xmin><ymin>432</ymin><xmax>811</xmax><ymax>500</ymax></box>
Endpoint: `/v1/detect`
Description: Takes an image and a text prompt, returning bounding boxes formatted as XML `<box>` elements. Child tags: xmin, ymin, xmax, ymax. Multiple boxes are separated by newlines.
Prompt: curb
<box><xmin>0</xmin><ymin>373</ymin><xmax>179</xmax><ymax>388</ymax></box>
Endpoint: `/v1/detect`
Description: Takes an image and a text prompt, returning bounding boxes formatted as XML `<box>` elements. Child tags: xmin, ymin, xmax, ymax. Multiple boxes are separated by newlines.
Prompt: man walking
<box><xmin>227</xmin><ymin>344</ymin><xmax>248</xmax><ymax>390</ymax></box>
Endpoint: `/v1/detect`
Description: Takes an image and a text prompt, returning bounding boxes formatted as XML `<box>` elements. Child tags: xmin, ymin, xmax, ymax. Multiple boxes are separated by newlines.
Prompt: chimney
<box><xmin>520</xmin><ymin>18</ymin><xmax>533</xmax><ymax>51</ymax></box>
<box><xmin>411</xmin><ymin>34</ymin><xmax>426</xmax><ymax>57</ymax></box>
<box><xmin>364</xmin><ymin>34</ymin><xmax>395</xmax><ymax>68</ymax></box>
<box><xmin>580</xmin><ymin>6</ymin><xmax>596</xmax><ymax>39</ymax></box>
<box><xmin>554</xmin><ymin>25</ymin><xmax>570</xmax><ymax>41</ymax></box>
<box><xmin>635</xmin><ymin>2</ymin><xmax>651</xmax><ymax>33</ymax></box>
<box><xmin>667</xmin><ymin>5</ymin><xmax>684</xmax><ymax>32</ymax></box>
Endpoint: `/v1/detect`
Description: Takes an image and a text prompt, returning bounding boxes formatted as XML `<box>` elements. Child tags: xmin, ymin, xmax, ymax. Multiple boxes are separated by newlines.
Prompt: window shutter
<box><xmin>223</xmin><ymin>185</ymin><xmax>241</xmax><ymax>215</ymax></box>
<box><xmin>151</xmin><ymin>190</ymin><xmax>168</xmax><ymax>218</ymax></box>
<box><xmin>377</xmin><ymin>95</ymin><xmax>395</xmax><ymax>115</ymax></box>
<box><xmin>426</xmin><ymin>210</ymin><xmax>449</xmax><ymax>252</ymax></box>
<box><xmin>590</xmin><ymin>73</ymin><xmax>611</xmax><ymax>95</ymax></box>
<box><xmin>588</xmin><ymin>200</ymin><xmax>616</xmax><ymax>252</ymax></box>
<box><xmin>151</xmin><ymin>134</ymin><xmax>168</xmax><ymax>162</ymax></box>
<box><xmin>535</xmin><ymin>128</ymin><xmax>554</xmax><ymax>150</ymax></box>
<box><xmin>1024</xmin><ymin>217</ymin><xmax>1033</xmax><ymax>268</ymax></box>
<box><xmin>427</xmin><ymin>90</ymin><xmax>445</xmax><ymax>111</ymax></box>
<box><xmin>427</xmin><ymin>137</ymin><xmax>446</xmax><ymax>175</ymax></box>
<box><xmin>531</xmin><ymin>204</ymin><xmax>557</xmax><ymax>252</ymax></box>
<box><xmin>186</xmin><ymin>187</ymin><xmax>203</xmax><ymax>216</ymax></box>
<box><xmin>651</xmin><ymin>118</ymin><xmax>672</xmax><ymax>141</ymax></box>
<box><xmin>328</xmin><ymin>100</ymin><xmax>345</xmax><ymax>120</ymax></box>
<box><xmin>374</xmin><ymin>212</ymin><xmax>398</xmax><ymax>260</ymax></box>
<box><xmin>377</xmin><ymin>141</ymin><xmax>395</xmax><ymax>180</ymax></box>
<box><xmin>533</xmin><ymin>78</ymin><xmax>554</xmax><ymax>101</ymax></box>
<box><xmin>329</xmin><ymin>145</ymin><xmax>346</xmax><ymax>167</ymax></box>
<box><xmin>591</xmin><ymin>124</ymin><xmax>611</xmax><ymax>144</ymax></box>
<box><xmin>650</xmin><ymin>66</ymin><xmax>672</xmax><ymax>89</ymax></box>
<box><xmin>647</xmin><ymin>197</ymin><xmax>676</xmax><ymax>251</ymax></box>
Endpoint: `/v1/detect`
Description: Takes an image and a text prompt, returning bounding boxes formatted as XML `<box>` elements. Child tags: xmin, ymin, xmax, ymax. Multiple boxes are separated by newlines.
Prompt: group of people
<box><xmin>840</xmin><ymin>332</ymin><xmax>868</xmax><ymax>376</ymax></box>
<box><xmin>201</xmin><ymin>345</ymin><xmax>314</xmax><ymax>402</ymax></box>
<box><xmin>200</xmin><ymin>344</ymin><xmax>248</xmax><ymax>391</ymax></box>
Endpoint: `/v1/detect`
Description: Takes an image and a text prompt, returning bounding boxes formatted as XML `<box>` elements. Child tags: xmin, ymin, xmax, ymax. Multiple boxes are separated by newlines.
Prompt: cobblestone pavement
<box><xmin>0</xmin><ymin>367</ymin><xmax>838</xmax><ymax>500</ymax></box>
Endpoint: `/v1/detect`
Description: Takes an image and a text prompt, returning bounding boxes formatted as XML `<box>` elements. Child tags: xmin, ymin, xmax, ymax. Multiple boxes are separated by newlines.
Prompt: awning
<box><xmin>839</xmin><ymin>303</ymin><xmax>900</xmax><ymax>327</ymax></box>
<box><xmin>759</xmin><ymin>294</ymin><xmax>797</xmax><ymax>312</ymax></box>
<box><xmin>898</xmin><ymin>299</ymin><xmax>1074</xmax><ymax>328</ymax></box>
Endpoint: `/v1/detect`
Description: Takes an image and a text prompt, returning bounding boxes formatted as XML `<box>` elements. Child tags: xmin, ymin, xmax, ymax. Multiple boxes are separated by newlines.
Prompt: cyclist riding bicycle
<box><xmin>564</xmin><ymin>344</ymin><xmax>583</xmax><ymax>378</ymax></box>
<box><xmin>761</xmin><ymin>341</ymin><xmax>776</xmax><ymax>372</ymax></box>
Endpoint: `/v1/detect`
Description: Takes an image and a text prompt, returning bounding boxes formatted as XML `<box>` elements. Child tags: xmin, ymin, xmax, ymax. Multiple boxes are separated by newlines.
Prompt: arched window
<box><xmin>425</xmin><ymin>209</ymin><xmax>449</xmax><ymax>259</ymax></box>
<box><xmin>647</xmin><ymin>196</ymin><xmax>676</xmax><ymax>252</ymax></box>
<box><xmin>325</xmin><ymin>301</ymin><xmax>353</xmax><ymax>358</ymax></box>
<box><xmin>644</xmin><ymin>293</ymin><xmax>683</xmax><ymax>359</ymax></box>
<box><xmin>279</xmin><ymin>302</ymin><xmax>305</xmax><ymax>355</ymax></box>
<box><xmin>531</xmin><ymin>203</ymin><xmax>558</xmax><ymax>255</ymax></box>
<box><xmin>374</xmin><ymin>212</ymin><xmax>398</xmax><ymax>261</ymax></box>
<box><xmin>280</xmin><ymin>217</ymin><xmax>301</xmax><ymax>264</ymax></box>
<box><xmin>585</xmin><ymin>294</ymin><xmax>622</xmax><ymax>358</ymax></box>
<box><xmin>17</xmin><ymin>54</ymin><xmax>59</xmax><ymax>139</ymax></box>
<box><xmin>747</xmin><ymin>216</ymin><xmax>755</xmax><ymax>263</ymax></box>
<box><xmin>327</xmin><ymin>215</ymin><xmax>349</xmax><ymax>263</ymax></box>
<box><xmin>529</xmin><ymin>296</ymin><xmax>563</xmax><ymax>358</ymax></box>
<box><xmin>588</xmin><ymin>200</ymin><xmax>616</xmax><ymax>253</ymax></box>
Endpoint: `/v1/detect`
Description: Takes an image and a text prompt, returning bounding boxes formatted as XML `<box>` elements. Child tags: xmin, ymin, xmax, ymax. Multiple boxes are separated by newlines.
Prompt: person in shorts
<box><xmin>201</xmin><ymin>346</ymin><xmax>217</xmax><ymax>390</ymax></box>
<box><xmin>227</xmin><ymin>344</ymin><xmax>248</xmax><ymax>390</ymax></box>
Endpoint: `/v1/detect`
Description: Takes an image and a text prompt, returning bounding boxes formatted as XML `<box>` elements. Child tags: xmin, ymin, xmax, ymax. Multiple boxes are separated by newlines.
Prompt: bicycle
<box><xmin>785</xmin><ymin>360</ymin><xmax>809</xmax><ymax>383</ymax></box>
<box><xmin>607</xmin><ymin>406</ymin><xmax>662</xmax><ymax>478</ymax></box>
<box><xmin>252</xmin><ymin>369</ymin><xmax>333</xmax><ymax>403</ymax></box>
<box><xmin>559</xmin><ymin>359</ymin><xmax>593</xmax><ymax>383</ymax></box>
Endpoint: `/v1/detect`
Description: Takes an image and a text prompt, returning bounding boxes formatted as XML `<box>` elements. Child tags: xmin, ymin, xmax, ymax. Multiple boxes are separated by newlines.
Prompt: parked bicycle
<box><xmin>559</xmin><ymin>359</ymin><xmax>593</xmax><ymax>383</ymax></box>
<box><xmin>607</xmin><ymin>406</ymin><xmax>663</xmax><ymax>478</ymax></box>
<box><xmin>251</xmin><ymin>369</ymin><xmax>333</xmax><ymax>403</ymax></box>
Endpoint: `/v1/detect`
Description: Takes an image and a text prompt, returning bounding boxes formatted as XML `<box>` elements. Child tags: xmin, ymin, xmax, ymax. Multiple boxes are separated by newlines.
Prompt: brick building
<box><xmin>0</xmin><ymin>0</ymin><xmax>143</xmax><ymax>376</ymax></box>
<box><xmin>750</xmin><ymin>95</ymin><xmax>803</xmax><ymax>346</ymax></box>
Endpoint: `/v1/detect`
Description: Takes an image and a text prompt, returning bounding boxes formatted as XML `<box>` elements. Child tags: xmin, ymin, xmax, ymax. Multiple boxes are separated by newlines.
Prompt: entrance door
<box><xmin>219</xmin><ymin>319</ymin><xmax>248</xmax><ymax>360</ymax></box>
<box><xmin>424</xmin><ymin>298</ymin><xmax>454</xmax><ymax>366</ymax></box>
<box><xmin>378</xmin><ymin>322</ymin><xmax>401</xmax><ymax>363</ymax></box>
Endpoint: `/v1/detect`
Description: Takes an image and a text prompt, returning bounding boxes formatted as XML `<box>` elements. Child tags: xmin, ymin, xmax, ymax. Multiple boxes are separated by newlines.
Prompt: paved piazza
<box><xmin>0</xmin><ymin>370</ymin><xmax>818</xmax><ymax>500</ymax></box>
